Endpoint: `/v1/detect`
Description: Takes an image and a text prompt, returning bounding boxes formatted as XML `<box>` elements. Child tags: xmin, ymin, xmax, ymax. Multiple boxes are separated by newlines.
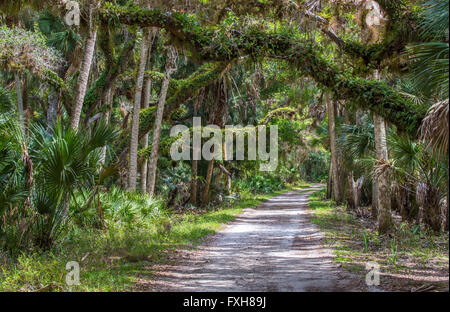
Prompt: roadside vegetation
<box><xmin>0</xmin><ymin>183</ymin><xmax>302</xmax><ymax>291</ymax></box>
<box><xmin>309</xmin><ymin>189</ymin><xmax>449</xmax><ymax>292</ymax></box>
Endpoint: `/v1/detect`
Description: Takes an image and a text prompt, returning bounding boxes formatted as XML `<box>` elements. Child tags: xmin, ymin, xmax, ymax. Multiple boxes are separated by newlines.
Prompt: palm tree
<box><xmin>38</xmin><ymin>11</ymin><xmax>81</xmax><ymax>130</ymax></box>
<box><xmin>140</xmin><ymin>33</ymin><xmax>156</xmax><ymax>193</ymax></box>
<box><xmin>421</xmin><ymin>99</ymin><xmax>449</xmax><ymax>155</ymax></box>
<box><xmin>387</xmin><ymin>131</ymin><xmax>447</xmax><ymax>231</ymax></box>
<box><xmin>0</xmin><ymin>91</ymin><xmax>28</xmax><ymax>217</ymax></box>
<box><xmin>147</xmin><ymin>46</ymin><xmax>178</xmax><ymax>196</ymax></box>
<box><xmin>29</xmin><ymin>119</ymin><xmax>118</xmax><ymax>248</ymax></box>
<box><xmin>140</xmin><ymin>74</ymin><xmax>152</xmax><ymax>193</ymax></box>
<box><xmin>99</xmin><ymin>88</ymin><xmax>112</xmax><ymax>164</ymax></box>
<box><xmin>70</xmin><ymin>0</ymin><xmax>98</xmax><ymax>130</ymax></box>
<box><xmin>373</xmin><ymin>111</ymin><xmax>392</xmax><ymax>233</ymax></box>
<box><xmin>128</xmin><ymin>30</ymin><xmax>151</xmax><ymax>191</ymax></box>
<box><xmin>0</xmin><ymin>111</ymin><xmax>29</xmax><ymax>253</ymax></box>
<box><xmin>1</xmin><ymin>75</ymin><xmax>118</xmax><ymax>250</ymax></box>
<box><xmin>409</xmin><ymin>0</ymin><xmax>449</xmax><ymax>229</ymax></box>
<box><xmin>336</xmin><ymin>113</ymin><xmax>375</xmax><ymax>210</ymax></box>
<box><xmin>190</xmin><ymin>89</ymin><xmax>205</xmax><ymax>205</ymax></box>
<box><xmin>408</xmin><ymin>0</ymin><xmax>449</xmax><ymax>156</ymax></box>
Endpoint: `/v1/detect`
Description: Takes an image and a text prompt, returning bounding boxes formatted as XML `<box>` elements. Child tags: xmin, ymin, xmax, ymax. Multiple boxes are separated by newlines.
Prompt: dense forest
<box><xmin>0</xmin><ymin>0</ymin><xmax>448</xmax><ymax>292</ymax></box>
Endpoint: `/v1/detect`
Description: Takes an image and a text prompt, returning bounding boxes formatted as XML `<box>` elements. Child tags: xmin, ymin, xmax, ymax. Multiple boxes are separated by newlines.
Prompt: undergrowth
<box><xmin>0</xmin><ymin>184</ymin><xmax>302</xmax><ymax>291</ymax></box>
<box><xmin>309</xmin><ymin>189</ymin><xmax>449</xmax><ymax>291</ymax></box>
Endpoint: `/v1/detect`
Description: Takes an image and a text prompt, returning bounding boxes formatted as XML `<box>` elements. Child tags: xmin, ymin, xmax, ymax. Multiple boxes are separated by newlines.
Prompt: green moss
<box><xmin>259</xmin><ymin>107</ymin><xmax>296</xmax><ymax>125</ymax></box>
<box><xmin>341</xmin><ymin>0</ymin><xmax>422</xmax><ymax>67</ymax></box>
<box><xmin>138</xmin><ymin>134</ymin><xmax>180</xmax><ymax>160</ymax></box>
<box><xmin>102</xmin><ymin>3</ymin><xmax>426</xmax><ymax>136</ymax></box>
<box><xmin>98</xmin><ymin>23</ymin><xmax>116</xmax><ymax>66</ymax></box>
<box><xmin>83</xmin><ymin>39</ymin><xmax>135</xmax><ymax>118</ymax></box>
<box><xmin>44</xmin><ymin>68</ymin><xmax>68</xmax><ymax>92</ymax></box>
<box><xmin>138</xmin><ymin>62</ymin><xmax>227</xmax><ymax>138</ymax></box>
<box><xmin>83</xmin><ymin>72</ymin><xmax>108</xmax><ymax>111</ymax></box>
<box><xmin>139</xmin><ymin>106</ymin><xmax>157</xmax><ymax>134</ymax></box>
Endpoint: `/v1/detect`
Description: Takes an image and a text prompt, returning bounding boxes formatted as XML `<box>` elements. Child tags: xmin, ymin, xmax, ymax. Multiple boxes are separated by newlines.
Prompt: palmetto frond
<box><xmin>406</xmin><ymin>0</ymin><xmax>449</xmax><ymax>98</ymax></box>
<box><xmin>337</xmin><ymin>115</ymin><xmax>375</xmax><ymax>159</ymax></box>
<box><xmin>30</xmin><ymin>120</ymin><xmax>119</xmax><ymax>197</ymax></box>
<box><xmin>420</xmin><ymin>0</ymin><xmax>449</xmax><ymax>40</ymax></box>
<box><xmin>0</xmin><ymin>86</ymin><xmax>13</xmax><ymax>112</ymax></box>
<box><xmin>0</xmin><ymin>112</ymin><xmax>27</xmax><ymax>217</ymax></box>
<box><xmin>406</xmin><ymin>0</ymin><xmax>449</xmax><ymax>158</ymax></box>
<box><xmin>39</xmin><ymin>11</ymin><xmax>81</xmax><ymax>56</ymax></box>
<box><xmin>407</xmin><ymin>42</ymin><xmax>449</xmax><ymax>98</ymax></box>
<box><xmin>388</xmin><ymin>130</ymin><xmax>422</xmax><ymax>173</ymax></box>
<box><xmin>395</xmin><ymin>78</ymin><xmax>425</xmax><ymax>105</ymax></box>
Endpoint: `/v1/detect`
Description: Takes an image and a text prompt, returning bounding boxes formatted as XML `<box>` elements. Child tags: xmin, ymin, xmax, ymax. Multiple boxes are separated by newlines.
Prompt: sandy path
<box><xmin>137</xmin><ymin>185</ymin><xmax>363</xmax><ymax>291</ymax></box>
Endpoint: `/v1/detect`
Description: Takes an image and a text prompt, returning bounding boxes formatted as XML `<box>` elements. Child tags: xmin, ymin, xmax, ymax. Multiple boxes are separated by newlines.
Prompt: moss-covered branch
<box><xmin>138</xmin><ymin>62</ymin><xmax>228</xmax><ymax>139</ymax></box>
<box><xmin>43</xmin><ymin>68</ymin><xmax>68</xmax><ymax>92</ymax></box>
<box><xmin>114</xmin><ymin>61</ymin><xmax>228</xmax><ymax>165</ymax></box>
<box><xmin>306</xmin><ymin>0</ymin><xmax>422</xmax><ymax>67</ymax></box>
<box><xmin>119</xmin><ymin>69</ymin><xmax>181</xmax><ymax>95</ymax></box>
<box><xmin>259</xmin><ymin>107</ymin><xmax>296</xmax><ymax>126</ymax></box>
<box><xmin>101</xmin><ymin>3</ymin><xmax>425</xmax><ymax>135</ymax></box>
<box><xmin>82</xmin><ymin>38</ymin><xmax>136</xmax><ymax>124</ymax></box>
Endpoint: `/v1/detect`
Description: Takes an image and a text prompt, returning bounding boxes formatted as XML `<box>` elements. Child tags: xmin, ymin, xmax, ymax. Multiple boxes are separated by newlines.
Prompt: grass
<box><xmin>308</xmin><ymin>189</ymin><xmax>449</xmax><ymax>291</ymax></box>
<box><xmin>0</xmin><ymin>184</ymin><xmax>304</xmax><ymax>292</ymax></box>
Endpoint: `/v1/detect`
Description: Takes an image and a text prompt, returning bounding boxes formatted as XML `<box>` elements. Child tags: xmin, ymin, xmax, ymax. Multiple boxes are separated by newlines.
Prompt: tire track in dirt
<box><xmin>135</xmin><ymin>185</ymin><xmax>365</xmax><ymax>291</ymax></box>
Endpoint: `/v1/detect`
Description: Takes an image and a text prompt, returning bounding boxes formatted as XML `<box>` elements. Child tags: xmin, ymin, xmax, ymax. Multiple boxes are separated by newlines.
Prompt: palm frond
<box><xmin>408</xmin><ymin>42</ymin><xmax>449</xmax><ymax>98</ymax></box>
<box><xmin>420</xmin><ymin>0</ymin><xmax>449</xmax><ymax>40</ymax></box>
<box><xmin>388</xmin><ymin>130</ymin><xmax>421</xmax><ymax>173</ymax></box>
<box><xmin>0</xmin><ymin>86</ymin><xmax>13</xmax><ymax>112</ymax></box>
<box><xmin>336</xmin><ymin>115</ymin><xmax>375</xmax><ymax>159</ymax></box>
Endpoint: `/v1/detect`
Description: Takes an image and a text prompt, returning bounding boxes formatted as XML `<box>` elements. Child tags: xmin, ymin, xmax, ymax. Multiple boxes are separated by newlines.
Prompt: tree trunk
<box><xmin>444</xmin><ymin>196</ymin><xmax>448</xmax><ymax>232</ymax></box>
<box><xmin>218</xmin><ymin>162</ymin><xmax>232</xmax><ymax>195</ymax></box>
<box><xmin>396</xmin><ymin>184</ymin><xmax>415</xmax><ymax>221</ymax></box>
<box><xmin>100</xmin><ymin>113</ymin><xmax>110</xmax><ymax>165</ymax></box>
<box><xmin>201</xmin><ymin>80</ymin><xmax>228</xmax><ymax>207</ymax></box>
<box><xmin>140</xmin><ymin>75</ymin><xmax>152</xmax><ymax>193</ymax></box>
<box><xmin>326</xmin><ymin>92</ymin><xmax>341</xmax><ymax>204</ymax></box>
<box><xmin>221</xmin><ymin>145</ymin><xmax>231</xmax><ymax>195</ymax></box>
<box><xmin>191</xmin><ymin>156</ymin><xmax>198</xmax><ymax>204</ymax></box>
<box><xmin>190</xmin><ymin>90</ymin><xmax>203</xmax><ymax>205</ymax></box>
<box><xmin>47</xmin><ymin>89</ymin><xmax>58</xmax><ymax>131</ymax></box>
<box><xmin>140</xmin><ymin>31</ymin><xmax>156</xmax><ymax>194</ymax></box>
<box><xmin>201</xmin><ymin>160</ymin><xmax>215</xmax><ymax>207</ymax></box>
<box><xmin>21</xmin><ymin>74</ymin><xmax>30</xmax><ymax>135</ymax></box>
<box><xmin>372</xmin><ymin>69</ymin><xmax>392</xmax><ymax>233</ymax></box>
<box><xmin>100</xmin><ymin>88</ymin><xmax>112</xmax><ymax>165</ymax></box>
<box><xmin>354</xmin><ymin>177</ymin><xmax>364</xmax><ymax>210</ymax></box>
<box><xmin>16</xmin><ymin>73</ymin><xmax>33</xmax><ymax>204</ymax></box>
<box><xmin>128</xmin><ymin>30</ymin><xmax>151</xmax><ymax>191</ymax></box>
<box><xmin>417</xmin><ymin>182</ymin><xmax>443</xmax><ymax>232</ymax></box>
<box><xmin>372</xmin><ymin>177</ymin><xmax>378</xmax><ymax>218</ymax></box>
<box><xmin>374</xmin><ymin>113</ymin><xmax>392</xmax><ymax>233</ymax></box>
<box><xmin>70</xmin><ymin>3</ymin><xmax>97</xmax><ymax>130</ymax></box>
<box><xmin>225</xmin><ymin>173</ymin><xmax>231</xmax><ymax>195</ymax></box>
<box><xmin>347</xmin><ymin>172</ymin><xmax>364</xmax><ymax>211</ymax></box>
<box><xmin>147</xmin><ymin>47</ymin><xmax>178</xmax><ymax>196</ymax></box>
<box><xmin>326</xmin><ymin>161</ymin><xmax>332</xmax><ymax>199</ymax></box>
<box><xmin>347</xmin><ymin>173</ymin><xmax>356</xmax><ymax>210</ymax></box>
<box><xmin>82</xmin><ymin>39</ymin><xmax>136</xmax><ymax>126</ymax></box>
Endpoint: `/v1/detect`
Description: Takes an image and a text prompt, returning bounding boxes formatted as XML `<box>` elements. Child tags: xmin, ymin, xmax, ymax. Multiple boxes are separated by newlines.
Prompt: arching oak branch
<box><xmin>101</xmin><ymin>3</ymin><xmax>426</xmax><ymax>135</ymax></box>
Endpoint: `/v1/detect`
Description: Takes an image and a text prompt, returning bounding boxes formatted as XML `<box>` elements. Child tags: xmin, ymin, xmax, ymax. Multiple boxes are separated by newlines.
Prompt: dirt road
<box><xmin>138</xmin><ymin>185</ymin><xmax>363</xmax><ymax>291</ymax></box>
